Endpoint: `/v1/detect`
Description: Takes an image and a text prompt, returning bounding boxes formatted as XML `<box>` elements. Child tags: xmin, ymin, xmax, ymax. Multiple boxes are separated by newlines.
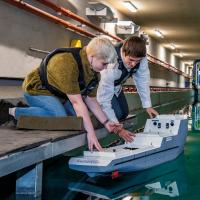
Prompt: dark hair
<box><xmin>122</xmin><ymin>36</ymin><xmax>146</xmax><ymax>57</ymax></box>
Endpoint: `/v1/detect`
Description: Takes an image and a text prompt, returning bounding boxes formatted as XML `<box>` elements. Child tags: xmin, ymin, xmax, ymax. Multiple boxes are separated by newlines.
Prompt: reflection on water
<box><xmin>145</xmin><ymin>181</ymin><xmax>179</xmax><ymax>198</ymax></box>
<box><xmin>192</xmin><ymin>102</ymin><xmax>200</xmax><ymax>133</ymax></box>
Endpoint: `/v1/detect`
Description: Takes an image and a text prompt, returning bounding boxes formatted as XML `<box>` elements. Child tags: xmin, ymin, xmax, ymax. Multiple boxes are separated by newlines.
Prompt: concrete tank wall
<box><xmin>125</xmin><ymin>90</ymin><xmax>194</xmax><ymax>112</ymax></box>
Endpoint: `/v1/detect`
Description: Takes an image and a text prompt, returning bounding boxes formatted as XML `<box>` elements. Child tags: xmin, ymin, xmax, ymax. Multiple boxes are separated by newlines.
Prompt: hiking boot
<box><xmin>0</xmin><ymin>100</ymin><xmax>15</xmax><ymax>126</ymax></box>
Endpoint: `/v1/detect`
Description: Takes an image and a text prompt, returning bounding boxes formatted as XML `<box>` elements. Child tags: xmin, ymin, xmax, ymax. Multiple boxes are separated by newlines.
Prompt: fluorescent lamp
<box><xmin>123</xmin><ymin>1</ymin><xmax>138</xmax><ymax>12</ymax></box>
<box><xmin>179</xmin><ymin>53</ymin><xmax>184</xmax><ymax>57</ymax></box>
<box><xmin>154</xmin><ymin>28</ymin><xmax>164</xmax><ymax>38</ymax></box>
<box><xmin>170</xmin><ymin>43</ymin><xmax>176</xmax><ymax>50</ymax></box>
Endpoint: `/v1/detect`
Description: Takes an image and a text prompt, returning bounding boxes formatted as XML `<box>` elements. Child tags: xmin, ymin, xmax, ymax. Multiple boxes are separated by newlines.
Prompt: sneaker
<box><xmin>0</xmin><ymin>100</ymin><xmax>15</xmax><ymax>126</ymax></box>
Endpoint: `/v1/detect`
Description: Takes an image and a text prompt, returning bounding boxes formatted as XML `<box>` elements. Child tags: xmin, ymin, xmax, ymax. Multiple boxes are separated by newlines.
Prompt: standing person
<box><xmin>97</xmin><ymin>36</ymin><xmax>158</xmax><ymax>123</ymax></box>
<box><xmin>0</xmin><ymin>36</ymin><xmax>134</xmax><ymax>151</ymax></box>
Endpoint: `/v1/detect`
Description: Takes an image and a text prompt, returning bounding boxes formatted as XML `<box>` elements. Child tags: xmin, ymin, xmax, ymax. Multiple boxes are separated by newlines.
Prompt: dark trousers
<box><xmin>111</xmin><ymin>90</ymin><xmax>129</xmax><ymax>121</ymax></box>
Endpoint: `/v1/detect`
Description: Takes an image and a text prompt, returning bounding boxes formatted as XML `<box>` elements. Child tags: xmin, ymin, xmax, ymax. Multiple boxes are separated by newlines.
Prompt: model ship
<box><xmin>69</xmin><ymin>115</ymin><xmax>188</xmax><ymax>177</ymax></box>
<box><xmin>68</xmin><ymin>154</ymin><xmax>187</xmax><ymax>199</ymax></box>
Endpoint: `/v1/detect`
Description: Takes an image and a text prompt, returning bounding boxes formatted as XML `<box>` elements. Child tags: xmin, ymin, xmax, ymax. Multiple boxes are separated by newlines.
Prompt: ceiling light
<box><xmin>170</xmin><ymin>43</ymin><xmax>176</xmax><ymax>50</ymax></box>
<box><xmin>179</xmin><ymin>53</ymin><xmax>184</xmax><ymax>57</ymax></box>
<box><xmin>123</xmin><ymin>1</ymin><xmax>138</xmax><ymax>12</ymax></box>
<box><xmin>154</xmin><ymin>28</ymin><xmax>164</xmax><ymax>38</ymax></box>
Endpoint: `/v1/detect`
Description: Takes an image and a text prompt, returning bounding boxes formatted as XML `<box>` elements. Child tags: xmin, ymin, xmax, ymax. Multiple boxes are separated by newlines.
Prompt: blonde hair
<box><xmin>86</xmin><ymin>36</ymin><xmax>117</xmax><ymax>63</ymax></box>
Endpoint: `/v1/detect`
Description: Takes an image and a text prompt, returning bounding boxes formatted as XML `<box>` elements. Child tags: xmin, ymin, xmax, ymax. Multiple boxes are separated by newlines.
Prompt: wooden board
<box><xmin>17</xmin><ymin>116</ymin><xmax>84</xmax><ymax>131</ymax></box>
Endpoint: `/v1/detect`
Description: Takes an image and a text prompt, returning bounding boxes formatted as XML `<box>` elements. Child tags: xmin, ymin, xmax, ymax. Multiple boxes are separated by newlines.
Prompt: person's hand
<box><xmin>113</xmin><ymin>127</ymin><xmax>135</xmax><ymax>143</ymax></box>
<box><xmin>146</xmin><ymin>107</ymin><xmax>159</xmax><ymax>118</ymax></box>
<box><xmin>87</xmin><ymin>132</ymin><xmax>103</xmax><ymax>151</ymax></box>
<box><xmin>118</xmin><ymin>129</ymin><xmax>135</xmax><ymax>143</ymax></box>
<box><xmin>105</xmin><ymin>121</ymin><xmax>123</xmax><ymax>132</ymax></box>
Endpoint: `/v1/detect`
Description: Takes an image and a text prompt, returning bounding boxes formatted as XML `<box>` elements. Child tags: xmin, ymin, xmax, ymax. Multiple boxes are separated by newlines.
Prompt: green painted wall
<box><xmin>125</xmin><ymin>90</ymin><xmax>194</xmax><ymax>112</ymax></box>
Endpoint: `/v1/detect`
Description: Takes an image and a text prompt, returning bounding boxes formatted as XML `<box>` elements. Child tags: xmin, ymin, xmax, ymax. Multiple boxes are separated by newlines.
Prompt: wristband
<box><xmin>103</xmin><ymin>119</ymin><xmax>109</xmax><ymax>126</ymax></box>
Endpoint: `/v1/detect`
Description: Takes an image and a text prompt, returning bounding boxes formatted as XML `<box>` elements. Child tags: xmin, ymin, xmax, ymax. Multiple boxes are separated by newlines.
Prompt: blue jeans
<box><xmin>15</xmin><ymin>93</ymin><xmax>76</xmax><ymax>120</ymax></box>
<box><xmin>111</xmin><ymin>90</ymin><xmax>129</xmax><ymax>121</ymax></box>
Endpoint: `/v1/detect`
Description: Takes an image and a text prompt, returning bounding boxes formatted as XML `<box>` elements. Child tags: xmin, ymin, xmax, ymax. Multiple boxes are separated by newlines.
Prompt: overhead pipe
<box><xmin>148</xmin><ymin>54</ymin><xmax>190</xmax><ymax>78</ymax></box>
<box><xmin>36</xmin><ymin>0</ymin><xmax>123</xmax><ymax>42</ymax></box>
<box><xmin>4</xmin><ymin>0</ymin><xmax>96</xmax><ymax>38</ymax></box>
<box><xmin>29</xmin><ymin>47</ymin><xmax>50</xmax><ymax>54</ymax></box>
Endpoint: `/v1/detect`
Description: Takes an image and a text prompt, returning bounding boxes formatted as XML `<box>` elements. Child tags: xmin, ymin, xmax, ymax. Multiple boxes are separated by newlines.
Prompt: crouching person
<box><xmin>97</xmin><ymin>36</ymin><xmax>158</xmax><ymax>123</ymax></box>
<box><xmin>0</xmin><ymin>36</ymin><xmax>134</xmax><ymax>151</ymax></box>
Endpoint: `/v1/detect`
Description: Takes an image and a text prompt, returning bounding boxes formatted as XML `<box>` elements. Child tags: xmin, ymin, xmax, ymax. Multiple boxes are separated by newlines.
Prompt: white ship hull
<box><xmin>69</xmin><ymin>115</ymin><xmax>188</xmax><ymax>177</ymax></box>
